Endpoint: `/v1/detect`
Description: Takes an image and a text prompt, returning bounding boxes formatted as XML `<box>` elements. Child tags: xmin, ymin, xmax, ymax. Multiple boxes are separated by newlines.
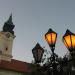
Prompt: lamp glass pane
<box><xmin>71</xmin><ymin>35</ymin><xmax>75</xmax><ymax>48</ymax></box>
<box><xmin>38</xmin><ymin>49</ymin><xmax>43</xmax><ymax>62</ymax></box>
<box><xmin>32</xmin><ymin>49</ymin><xmax>37</xmax><ymax>62</ymax></box>
<box><xmin>63</xmin><ymin>39</ymin><xmax>68</xmax><ymax>48</ymax></box>
<box><xmin>52</xmin><ymin>33</ymin><xmax>57</xmax><ymax>44</ymax></box>
<box><xmin>46</xmin><ymin>34</ymin><xmax>52</xmax><ymax>44</ymax></box>
<box><xmin>64</xmin><ymin>35</ymin><xmax>71</xmax><ymax>48</ymax></box>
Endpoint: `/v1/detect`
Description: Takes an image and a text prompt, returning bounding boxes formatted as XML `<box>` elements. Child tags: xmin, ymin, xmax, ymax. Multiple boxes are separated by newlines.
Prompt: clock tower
<box><xmin>0</xmin><ymin>14</ymin><xmax>15</xmax><ymax>61</ymax></box>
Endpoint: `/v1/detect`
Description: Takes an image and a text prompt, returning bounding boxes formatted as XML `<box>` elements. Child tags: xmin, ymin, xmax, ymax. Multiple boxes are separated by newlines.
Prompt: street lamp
<box><xmin>63</xmin><ymin>29</ymin><xmax>75</xmax><ymax>74</ymax></box>
<box><xmin>45</xmin><ymin>28</ymin><xmax>58</xmax><ymax>75</ymax></box>
<box><xmin>45</xmin><ymin>28</ymin><xmax>57</xmax><ymax>53</ymax></box>
<box><xmin>32</xmin><ymin>43</ymin><xmax>44</xmax><ymax>64</ymax></box>
<box><xmin>63</xmin><ymin>29</ymin><xmax>75</xmax><ymax>56</ymax></box>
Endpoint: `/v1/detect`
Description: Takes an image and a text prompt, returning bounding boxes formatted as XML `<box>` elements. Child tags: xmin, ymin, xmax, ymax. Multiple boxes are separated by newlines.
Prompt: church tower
<box><xmin>0</xmin><ymin>14</ymin><xmax>15</xmax><ymax>61</ymax></box>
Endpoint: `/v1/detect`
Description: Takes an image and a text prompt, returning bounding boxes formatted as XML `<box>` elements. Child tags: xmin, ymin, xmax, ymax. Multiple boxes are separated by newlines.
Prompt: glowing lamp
<box><xmin>63</xmin><ymin>29</ymin><xmax>75</xmax><ymax>52</ymax></box>
<box><xmin>45</xmin><ymin>28</ymin><xmax>57</xmax><ymax>52</ymax></box>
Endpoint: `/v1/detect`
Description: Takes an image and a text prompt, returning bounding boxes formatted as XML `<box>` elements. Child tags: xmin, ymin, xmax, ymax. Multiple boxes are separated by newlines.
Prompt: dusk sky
<box><xmin>0</xmin><ymin>0</ymin><xmax>75</xmax><ymax>63</ymax></box>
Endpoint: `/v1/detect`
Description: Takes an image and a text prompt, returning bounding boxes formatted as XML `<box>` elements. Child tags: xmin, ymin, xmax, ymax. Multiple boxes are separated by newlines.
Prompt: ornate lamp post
<box><xmin>63</xmin><ymin>29</ymin><xmax>75</xmax><ymax>74</ymax></box>
<box><xmin>32</xmin><ymin>43</ymin><xmax>44</xmax><ymax>64</ymax></box>
<box><xmin>31</xmin><ymin>28</ymin><xmax>75</xmax><ymax>75</ymax></box>
<box><xmin>45</xmin><ymin>28</ymin><xmax>57</xmax><ymax>75</ymax></box>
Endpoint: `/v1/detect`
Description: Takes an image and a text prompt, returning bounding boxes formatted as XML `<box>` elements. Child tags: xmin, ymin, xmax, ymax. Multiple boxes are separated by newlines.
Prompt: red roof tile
<box><xmin>0</xmin><ymin>59</ymin><xmax>31</xmax><ymax>73</ymax></box>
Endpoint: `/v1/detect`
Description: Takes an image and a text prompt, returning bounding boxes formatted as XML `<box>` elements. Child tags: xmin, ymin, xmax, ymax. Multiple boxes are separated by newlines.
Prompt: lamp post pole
<box><xmin>51</xmin><ymin>48</ymin><xmax>55</xmax><ymax>75</ymax></box>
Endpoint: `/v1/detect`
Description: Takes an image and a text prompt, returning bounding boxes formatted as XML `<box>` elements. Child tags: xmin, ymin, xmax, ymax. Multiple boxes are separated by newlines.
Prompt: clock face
<box><xmin>5</xmin><ymin>33</ymin><xmax>10</xmax><ymax>38</ymax></box>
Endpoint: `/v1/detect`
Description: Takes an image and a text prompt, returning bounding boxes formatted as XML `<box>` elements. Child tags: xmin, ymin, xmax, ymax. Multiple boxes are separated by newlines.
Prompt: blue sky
<box><xmin>0</xmin><ymin>0</ymin><xmax>75</xmax><ymax>62</ymax></box>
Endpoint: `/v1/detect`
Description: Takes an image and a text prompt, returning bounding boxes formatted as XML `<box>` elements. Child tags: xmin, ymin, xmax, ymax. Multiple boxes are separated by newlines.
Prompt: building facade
<box><xmin>0</xmin><ymin>15</ymin><xmax>31</xmax><ymax>75</ymax></box>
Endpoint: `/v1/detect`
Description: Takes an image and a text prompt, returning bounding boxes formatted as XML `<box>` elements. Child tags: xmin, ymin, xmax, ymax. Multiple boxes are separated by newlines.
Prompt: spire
<box><xmin>2</xmin><ymin>14</ymin><xmax>15</xmax><ymax>35</ymax></box>
<box><xmin>6</xmin><ymin>13</ymin><xmax>13</xmax><ymax>25</ymax></box>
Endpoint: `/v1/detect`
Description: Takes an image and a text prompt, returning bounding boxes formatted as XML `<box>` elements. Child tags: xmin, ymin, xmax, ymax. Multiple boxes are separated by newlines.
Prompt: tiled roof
<box><xmin>0</xmin><ymin>59</ymin><xmax>31</xmax><ymax>73</ymax></box>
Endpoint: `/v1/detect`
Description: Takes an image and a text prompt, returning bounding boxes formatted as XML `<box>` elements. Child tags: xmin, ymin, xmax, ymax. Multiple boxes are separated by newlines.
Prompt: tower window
<box><xmin>5</xmin><ymin>47</ymin><xmax>8</xmax><ymax>51</ymax></box>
